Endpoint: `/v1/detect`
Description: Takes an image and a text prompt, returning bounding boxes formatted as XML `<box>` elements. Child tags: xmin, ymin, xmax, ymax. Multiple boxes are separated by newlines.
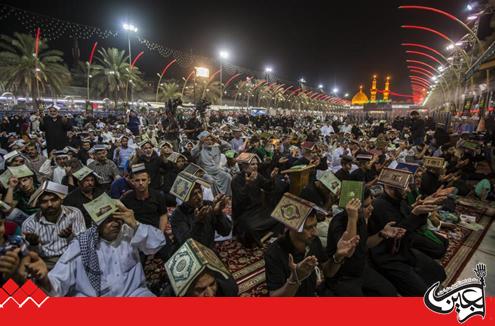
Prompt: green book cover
<box><xmin>0</xmin><ymin>169</ymin><xmax>13</xmax><ymax>189</ymax></box>
<box><xmin>462</xmin><ymin>141</ymin><xmax>479</xmax><ymax>150</ymax></box>
<box><xmin>338</xmin><ymin>181</ymin><xmax>364</xmax><ymax>208</ymax></box>
<box><xmin>8</xmin><ymin>165</ymin><xmax>33</xmax><ymax>179</ymax></box>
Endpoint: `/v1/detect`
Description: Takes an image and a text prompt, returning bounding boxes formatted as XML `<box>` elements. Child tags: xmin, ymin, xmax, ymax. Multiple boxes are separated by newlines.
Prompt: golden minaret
<box><xmin>370</xmin><ymin>75</ymin><xmax>377</xmax><ymax>102</ymax></box>
<box><xmin>383</xmin><ymin>76</ymin><xmax>391</xmax><ymax>101</ymax></box>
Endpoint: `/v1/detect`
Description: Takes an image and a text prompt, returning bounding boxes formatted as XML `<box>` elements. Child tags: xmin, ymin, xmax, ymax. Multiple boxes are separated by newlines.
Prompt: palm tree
<box><xmin>0</xmin><ymin>32</ymin><xmax>71</xmax><ymax>109</ymax></box>
<box><xmin>90</xmin><ymin>48</ymin><xmax>143</xmax><ymax>106</ymax></box>
<box><xmin>233</xmin><ymin>79</ymin><xmax>254</xmax><ymax>107</ymax></box>
<box><xmin>184</xmin><ymin>79</ymin><xmax>221</xmax><ymax>104</ymax></box>
<box><xmin>157</xmin><ymin>81</ymin><xmax>181</xmax><ymax>102</ymax></box>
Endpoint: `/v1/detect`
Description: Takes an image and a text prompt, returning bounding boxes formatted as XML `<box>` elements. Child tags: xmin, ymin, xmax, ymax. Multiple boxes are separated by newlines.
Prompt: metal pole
<box><xmin>128</xmin><ymin>34</ymin><xmax>133</xmax><ymax>104</ymax></box>
<box><xmin>86</xmin><ymin>62</ymin><xmax>90</xmax><ymax>101</ymax></box>
<box><xmin>220</xmin><ymin>61</ymin><xmax>223</xmax><ymax>105</ymax></box>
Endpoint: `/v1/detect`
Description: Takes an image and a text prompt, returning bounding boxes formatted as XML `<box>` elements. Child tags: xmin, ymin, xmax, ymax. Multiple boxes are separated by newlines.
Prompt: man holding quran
<box><xmin>265</xmin><ymin>193</ymin><xmax>360</xmax><ymax>296</ymax></box>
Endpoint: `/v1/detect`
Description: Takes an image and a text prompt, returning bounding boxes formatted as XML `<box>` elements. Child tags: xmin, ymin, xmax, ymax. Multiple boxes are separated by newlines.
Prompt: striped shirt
<box><xmin>22</xmin><ymin>206</ymin><xmax>87</xmax><ymax>258</ymax></box>
<box><xmin>88</xmin><ymin>159</ymin><xmax>120</xmax><ymax>184</ymax></box>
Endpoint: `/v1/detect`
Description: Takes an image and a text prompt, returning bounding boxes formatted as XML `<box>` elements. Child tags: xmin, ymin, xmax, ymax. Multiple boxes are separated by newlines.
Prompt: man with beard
<box><xmin>113</xmin><ymin>136</ymin><xmax>134</xmax><ymax>174</ymax></box>
<box><xmin>161</xmin><ymin>152</ymin><xmax>188</xmax><ymax>206</ymax></box>
<box><xmin>264</xmin><ymin>194</ymin><xmax>360</xmax><ymax>297</ymax></box>
<box><xmin>78</xmin><ymin>138</ymin><xmax>92</xmax><ymax>165</ymax></box>
<box><xmin>88</xmin><ymin>145</ymin><xmax>120</xmax><ymax>191</ymax></box>
<box><xmin>21</xmin><ymin>181</ymin><xmax>86</xmax><ymax>270</ymax></box>
<box><xmin>184</xmin><ymin>110</ymin><xmax>202</xmax><ymax>140</ymax></box>
<box><xmin>39</xmin><ymin>106</ymin><xmax>71</xmax><ymax>153</ymax></box>
<box><xmin>231</xmin><ymin>153</ymin><xmax>283</xmax><ymax>247</ymax></box>
<box><xmin>191</xmin><ymin>132</ymin><xmax>233</xmax><ymax>195</ymax></box>
<box><xmin>24</xmin><ymin>142</ymin><xmax>47</xmax><ymax>182</ymax></box>
<box><xmin>410</xmin><ymin>111</ymin><xmax>425</xmax><ymax>146</ymax></box>
<box><xmin>170</xmin><ymin>176</ymin><xmax>231</xmax><ymax>249</ymax></box>
<box><xmin>368</xmin><ymin>182</ymin><xmax>446</xmax><ymax>296</ymax></box>
<box><xmin>2</xmin><ymin>165</ymin><xmax>39</xmax><ymax>224</ymax></box>
<box><xmin>20</xmin><ymin>202</ymin><xmax>166</xmax><ymax>297</ymax></box>
<box><xmin>130</xmin><ymin>140</ymin><xmax>164</xmax><ymax>190</ymax></box>
<box><xmin>350</xmin><ymin>153</ymin><xmax>378</xmax><ymax>188</ymax></box>
<box><xmin>63</xmin><ymin>166</ymin><xmax>105</xmax><ymax>228</ymax></box>
<box><xmin>334</xmin><ymin>155</ymin><xmax>354</xmax><ymax>181</ymax></box>
<box><xmin>326</xmin><ymin>193</ymin><xmax>399</xmax><ymax>296</ymax></box>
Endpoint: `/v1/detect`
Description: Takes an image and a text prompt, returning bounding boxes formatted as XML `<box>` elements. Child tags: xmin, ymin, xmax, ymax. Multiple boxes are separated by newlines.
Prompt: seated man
<box><xmin>0</xmin><ymin>214</ymin><xmax>22</xmax><ymax>286</ymax></box>
<box><xmin>21</xmin><ymin>181</ymin><xmax>86</xmax><ymax>270</ymax></box>
<box><xmin>231</xmin><ymin>153</ymin><xmax>283</xmax><ymax>247</ymax></box>
<box><xmin>191</xmin><ymin>131</ymin><xmax>233</xmax><ymax>195</ymax></box>
<box><xmin>88</xmin><ymin>145</ymin><xmax>120</xmax><ymax>191</ymax></box>
<box><xmin>265</xmin><ymin>194</ymin><xmax>359</xmax><ymax>297</ymax></box>
<box><xmin>327</xmin><ymin>193</ymin><xmax>399</xmax><ymax>296</ymax></box>
<box><xmin>163</xmin><ymin>238</ymin><xmax>238</xmax><ymax>297</ymax></box>
<box><xmin>2</xmin><ymin>165</ymin><xmax>39</xmax><ymax>224</ymax></box>
<box><xmin>63</xmin><ymin>166</ymin><xmax>105</xmax><ymax>228</ymax></box>
<box><xmin>121</xmin><ymin>164</ymin><xmax>168</xmax><ymax>232</ymax></box>
<box><xmin>20</xmin><ymin>202</ymin><xmax>166</xmax><ymax>297</ymax></box>
<box><xmin>170</xmin><ymin>174</ymin><xmax>231</xmax><ymax>249</ymax></box>
<box><xmin>368</xmin><ymin>183</ymin><xmax>446</xmax><ymax>296</ymax></box>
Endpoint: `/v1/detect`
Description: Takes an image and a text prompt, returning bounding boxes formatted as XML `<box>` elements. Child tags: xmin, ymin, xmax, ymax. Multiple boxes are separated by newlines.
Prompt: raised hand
<box><xmin>245</xmin><ymin>171</ymin><xmax>258</xmax><ymax>184</ymax></box>
<box><xmin>412</xmin><ymin>204</ymin><xmax>439</xmax><ymax>216</ymax></box>
<box><xmin>381</xmin><ymin>221</ymin><xmax>406</xmax><ymax>239</ymax></box>
<box><xmin>7</xmin><ymin>176</ymin><xmax>19</xmax><ymax>189</ymax></box>
<box><xmin>270</xmin><ymin>167</ymin><xmax>280</xmax><ymax>179</ymax></box>
<box><xmin>336</xmin><ymin>231</ymin><xmax>360</xmax><ymax>259</ymax></box>
<box><xmin>288</xmin><ymin>253</ymin><xmax>318</xmax><ymax>282</ymax></box>
<box><xmin>345</xmin><ymin>198</ymin><xmax>361</xmax><ymax>221</ymax></box>
<box><xmin>194</xmin><ymin>205</ymin><xmax>212</xmax><ymax>222</ymax></box>
<box><xmin>212</xmin><ymin>194</ymin><xmax>228</xmax><ymax>215</ymax></box>
<box><xmin>113</xmin><ymin>202</ymin><xmax>138</xmax><ymax>229</ymax></box>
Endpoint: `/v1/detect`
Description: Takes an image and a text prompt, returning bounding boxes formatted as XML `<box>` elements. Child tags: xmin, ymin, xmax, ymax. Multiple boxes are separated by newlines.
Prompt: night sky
<box><xmin>0</xmin><ymin>0</ymin><xmax>481</xmax><ymax>97</ymax></box>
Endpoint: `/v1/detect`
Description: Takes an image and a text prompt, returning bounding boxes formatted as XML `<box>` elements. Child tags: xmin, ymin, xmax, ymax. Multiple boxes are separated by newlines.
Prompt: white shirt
<box><xmin>47</xmin><ymin>223</ymin><xmax>166</xmax><ymax>297</ymax></box>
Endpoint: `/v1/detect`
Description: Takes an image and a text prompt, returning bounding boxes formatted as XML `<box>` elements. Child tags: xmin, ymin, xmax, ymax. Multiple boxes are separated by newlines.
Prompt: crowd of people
<box><xmin>1</xmin><ymin>103</ymin><xmax>494</xmax><ymax>297</ymax></box>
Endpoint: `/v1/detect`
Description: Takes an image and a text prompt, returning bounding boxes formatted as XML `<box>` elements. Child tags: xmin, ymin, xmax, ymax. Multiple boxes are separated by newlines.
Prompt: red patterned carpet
<box><xmin>214</xmin><ymin>197</ymin><xmax>494</xmax><ymax>296</ymax></box>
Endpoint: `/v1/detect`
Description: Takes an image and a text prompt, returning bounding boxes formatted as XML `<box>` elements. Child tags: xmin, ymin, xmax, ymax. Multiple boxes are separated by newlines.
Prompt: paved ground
<box><xmin>457</xmin><ymin>220</ymin><xmax>495</xmax><ymax>295</ymax></box>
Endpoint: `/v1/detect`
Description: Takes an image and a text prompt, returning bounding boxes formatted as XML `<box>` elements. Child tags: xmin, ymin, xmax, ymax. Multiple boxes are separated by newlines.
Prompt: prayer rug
<box><xmin>215</xmin><ymin>239</ymin><xmax>269</xmax><ymax>296</ymax></box>
<box><xmin>441</xmin><ymin>199</ymin><xmax>494</xmax><ymax>286</ymax></box>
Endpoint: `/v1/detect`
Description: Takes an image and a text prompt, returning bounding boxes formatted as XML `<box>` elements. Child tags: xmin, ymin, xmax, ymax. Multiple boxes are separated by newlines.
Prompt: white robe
<box><xmin>47</xmin><ymin>223</ymin><xmax>166</xmax><ymax>297</ymax></box>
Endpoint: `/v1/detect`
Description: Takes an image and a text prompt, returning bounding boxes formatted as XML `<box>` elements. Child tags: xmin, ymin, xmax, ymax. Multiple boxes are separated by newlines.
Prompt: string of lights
<box><xmin>0</xmin><ymin>3</ymin><xmax>346</xmax><ymax>103</ymax></box>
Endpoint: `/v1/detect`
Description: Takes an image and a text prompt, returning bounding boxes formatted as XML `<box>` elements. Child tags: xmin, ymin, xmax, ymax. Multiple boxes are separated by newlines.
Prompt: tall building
<box><xmin>370</xmin><ymin>75</ymin><xmax>377</xmax><ymax>102</ymax></box>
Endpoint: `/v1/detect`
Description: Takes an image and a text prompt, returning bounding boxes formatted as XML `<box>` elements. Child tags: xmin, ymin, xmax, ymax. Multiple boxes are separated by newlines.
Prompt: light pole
<box><xmin>219</xmin><ymin>50</ymin><xmax>230</xmax><ymax>106</ymax></box>
<box><xmin>265</xmin><ymin>66</ymin><xmax>273</xmax><ymax>82</ymax></box>
<box><xmin>123</xmin><ymin>23</ymin><xmax>138</xmax><ymax>104</ymax></box>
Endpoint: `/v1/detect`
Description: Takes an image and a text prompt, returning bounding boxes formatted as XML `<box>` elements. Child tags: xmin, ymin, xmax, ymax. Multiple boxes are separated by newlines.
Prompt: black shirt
<box><xmin>350</xmin><ymin>167</ymin><xmax>376</xmax><ymax>183</ymax></box>
<box><xmin>170</xmin><ymin>201</ymin><xmax>232</xmax><ymax>249</ymax></box>
<box><xmin>368</xmin><ymin>192</ymin><xmax>426</xmax><ymax>265</ymax></box>
<box><xmin>420</xmin><ymin>170</ymin><xmax>442</xmax><ymax>197</ymax></box>
<box><xmin>327</xmin><ymin>212</ymin><xmax>367</xmax><ymax>278</ymax></box>
<box><xmin>63</xmin><ymin>187</ymin><xmax>105</xmax><ymax>228</ymax></box>
<box><xmin>335</xmin><ymin>168</ymin><xmax>351</xmax><ymax>181</ymax></box>
<box><xmin>135</xmin><ymin>153</ymin><xmax>165</xmax><ymax>190</ymax></box>
<box><xmin>299</xmin><ymin>182</ymin><xmax>325</xmax><ymax>208</ymax></box>
<box><xmin>264</xmin><ymin>232</ymin><xmax>328</xmax><ymax>297</ymax></box>
<box><xmin>185</xmin><ymin>118</ymin><xmax>202</xmax><ymax>139</ymax></box>
<box><xmin>121</xmin><ymin>189</ymin><xmax>168</xmax><ymax>229</ymax></box>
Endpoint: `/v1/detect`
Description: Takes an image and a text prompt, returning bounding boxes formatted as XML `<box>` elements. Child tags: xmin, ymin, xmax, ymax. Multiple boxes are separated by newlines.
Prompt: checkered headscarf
<box><xmin>77</xmin><ymin>225</ymin><xmax>102</xmax><ymax>296</ymax></box>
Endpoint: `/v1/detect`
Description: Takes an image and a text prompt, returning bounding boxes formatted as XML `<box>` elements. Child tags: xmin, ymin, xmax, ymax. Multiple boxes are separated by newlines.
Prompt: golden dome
<box><xmin>352</xmin><ymin>85</ymin><xmax>369</xmax><ymax>105</ymax></box>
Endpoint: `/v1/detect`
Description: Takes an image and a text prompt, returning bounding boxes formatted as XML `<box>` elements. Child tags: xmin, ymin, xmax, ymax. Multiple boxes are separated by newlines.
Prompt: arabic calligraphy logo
<box><xmin>423</xmin><ymin>263</ymin><xmax>486</xmax><ymax>323</ymax></box>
